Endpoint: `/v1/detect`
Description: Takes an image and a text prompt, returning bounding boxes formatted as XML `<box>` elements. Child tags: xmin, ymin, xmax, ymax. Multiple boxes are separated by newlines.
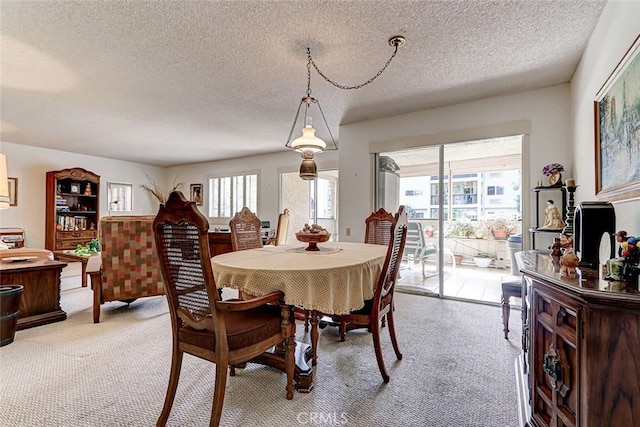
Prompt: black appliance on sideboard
<box><xmin>573</xmin><ymin>201</ymin><xmax>616</xmax><ymax>269</ymax></box>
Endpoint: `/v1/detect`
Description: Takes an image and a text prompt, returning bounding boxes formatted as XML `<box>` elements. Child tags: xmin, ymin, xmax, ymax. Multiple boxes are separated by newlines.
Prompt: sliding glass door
<box><xmin>376</xmin><ymin>136</ymin><xmax>522</xmax><ymax>304</ymax></box>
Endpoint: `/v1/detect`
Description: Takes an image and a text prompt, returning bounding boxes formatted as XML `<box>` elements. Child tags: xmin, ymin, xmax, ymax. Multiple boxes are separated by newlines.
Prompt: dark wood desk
<box><xmin>0</xmin><ymin>259</ymin><xmax>68</xmax><ymax>329</ymax></box>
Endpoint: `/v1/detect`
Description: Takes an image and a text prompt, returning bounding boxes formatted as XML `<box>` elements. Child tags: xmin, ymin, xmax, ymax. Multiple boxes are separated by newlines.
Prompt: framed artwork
<box><xmin>8</xmin><ymin>177</ymin><xmax>17</xmax><ymax>206</ymax></box>
<box><xmin>70</xmin><ymin>182</ymin><xmax>81</xmax><ymax>194</ymax></box>
<box><xmin>107</xmin><ymin>182</ymin><xmax>133</xmax><ymax>212</ymax></box>
<box><xmin>190</xmin><ymin>183</ymin><xmax>203</xmax><ymax>206</ymax></box>
<box><xmin>594</xmin><ymin>34</ymin><xmax>640</xmax><ymax>202</ymax></box>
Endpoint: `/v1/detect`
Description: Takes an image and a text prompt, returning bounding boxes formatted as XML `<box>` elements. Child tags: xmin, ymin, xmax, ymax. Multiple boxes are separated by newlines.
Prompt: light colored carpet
<box><xmin>0</xmin><ymin>266</ymin><xmax>522</xmax><ymax>426</ymax></box>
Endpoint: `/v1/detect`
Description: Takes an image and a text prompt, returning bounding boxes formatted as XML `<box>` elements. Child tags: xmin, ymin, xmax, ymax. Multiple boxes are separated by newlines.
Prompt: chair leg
<box><xmin>371</xmin><ymin>317</ymin><xmax>390</xmax><ymax>383</ymax></box>
<box><xmin>502</xmin><ymin>294</ymin><xmax>511</xmax><ymax>339</ymax></box>
<box><xmin>210</xmin><ymin>362</ymin><xmax>229</xmax><ymax>427</ymax></box>
<box><xmin>157</xmin><ymin>350</ymin><xmax>184</xmax><ymax>427</ymax></box>
<box><xmin>386</xmin><ymin>307</ymin><xmax>403</xmax><ymax>361</ymax></box>
<box><xmin>339</xmin><ymin>318</ymin><xmax>346</xmax><ymax>342</ymax></box>
<box><xmin>285</xmin><ymin>334</ymin><xmax>295</xmax><ymax>400</ymax></box>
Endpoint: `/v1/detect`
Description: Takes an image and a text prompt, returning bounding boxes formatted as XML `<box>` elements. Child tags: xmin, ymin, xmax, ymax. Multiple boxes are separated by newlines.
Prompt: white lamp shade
<box><xmin>290</xmin><ymin>125</ymin><xmax>326</xmax><ymax>154</ymax></box>
<box><xmin>0</xmin><ymin>153</ymin><xmax>9</xmax><ymax>209</ymax></box>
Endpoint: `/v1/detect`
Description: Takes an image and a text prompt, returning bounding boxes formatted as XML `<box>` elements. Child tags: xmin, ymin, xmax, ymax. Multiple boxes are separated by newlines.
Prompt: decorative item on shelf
<box><xmin>542</xmin><ymin>162</ymin><xmax>564</xmax><ymax>187</ymax></box>
<box><xmin>295</xmin><ymin>223</ymin><xmax>331</xmax><ymax>251</ymax></box>
<box><xmin>562</xmin><ymin>183</ymin><xmax>578</xmax><ymax>236</ymax></box>
<box><xmin>560</xmin><ymin>249</ymin><xmax>579</xmax><ymax>276</ymax></box>
<box><xmin>84</xmin><ymin>183</ymin><xmax>92</xmax><ymax>195</ymax></box>
<box><xmin>285</xmin><ymin>36</ymin><xmax>405</xmax><ymax>180</ymax></box>
<box><xmin>69</xmin><ymin>183</ymin><xmax>81</xmax><ymax>194</ymax></box>
<box><xmin>540</xmin><ymin>200</ymin><xmax>565</xmax><ymax>230</ymax></box>
<box><xmin>603</xmin><ymin>232</ymin><xmax>640</xmax><ymax>282</ymax></box>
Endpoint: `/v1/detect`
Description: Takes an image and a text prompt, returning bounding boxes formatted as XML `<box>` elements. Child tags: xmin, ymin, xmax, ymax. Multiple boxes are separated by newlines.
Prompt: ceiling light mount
<box><xmin>286</xmin><ymin>35</ymin><xmax>406</xmax><ymax>179</ymax></box>
<box><xmin>388</xmin><ymin>35</ymin><xmax>406</xmax><ymax>47</ymax></box>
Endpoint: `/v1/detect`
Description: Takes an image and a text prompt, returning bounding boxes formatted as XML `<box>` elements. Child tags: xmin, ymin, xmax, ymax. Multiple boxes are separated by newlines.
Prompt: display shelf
<box><xmin>530</xmin><ymin>186</ymin><xmax>567</xmax><ymax>250</ymax></box>
<box><xmin>45</xmin><ymin>168</ymin><xmax>100</xmax><ymax>251</ymax></box>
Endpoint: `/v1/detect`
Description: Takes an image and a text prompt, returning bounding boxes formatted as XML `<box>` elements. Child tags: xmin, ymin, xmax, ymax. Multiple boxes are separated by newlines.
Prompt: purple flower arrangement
<box><xmin>542</xmin><ymin>163</ymin><xmax>564</xmax><ymax>176</ymax></box>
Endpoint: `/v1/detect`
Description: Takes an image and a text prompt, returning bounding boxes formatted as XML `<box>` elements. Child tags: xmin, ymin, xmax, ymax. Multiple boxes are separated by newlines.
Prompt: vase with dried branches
<box><xmin>140</xmin><ymin>172</ymin><xmax>184</xmax><ymax>204</ymax></box>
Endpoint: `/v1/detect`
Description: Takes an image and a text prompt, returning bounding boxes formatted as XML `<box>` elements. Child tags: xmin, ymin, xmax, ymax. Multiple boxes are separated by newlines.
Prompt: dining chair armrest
<box><xmin>215</xmin><ymin>291</ymin><xmax>285</xmax><ymax>311</ymax></box>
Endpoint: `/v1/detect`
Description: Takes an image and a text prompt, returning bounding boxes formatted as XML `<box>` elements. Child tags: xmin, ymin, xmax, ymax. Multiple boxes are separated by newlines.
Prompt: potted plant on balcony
<box><xmin>446</xmin><ymin>218</ymin><xmax>476</xmax><ymax>238</ymax></box>
<box><xmin>479</xmin><ymin>215</ymin><xmax>519</xmax><ymax>240</ymax></box>
<box><xmin>472</xmin><ymin>251</ymin><xmax>495</xmax><ymax>268</ymax></box>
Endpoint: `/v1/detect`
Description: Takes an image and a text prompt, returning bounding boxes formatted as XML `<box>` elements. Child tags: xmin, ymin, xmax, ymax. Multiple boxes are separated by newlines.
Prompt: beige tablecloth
<box><xmin>211</xmin><ymin>242</ymin><xmax>387</xmax><ymax>315</ymax></box>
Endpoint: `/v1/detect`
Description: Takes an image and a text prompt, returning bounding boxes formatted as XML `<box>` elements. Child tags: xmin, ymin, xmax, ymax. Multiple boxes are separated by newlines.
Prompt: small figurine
<box><xmin>604</xmin><ymin>232</ymin><xmax>640</xmax><ymax>282</ymax></box>
<box><xmin>550</xmin><ymin>237</ymin><xmax>563</xmax><ymax>257</ymax></box>
<box><xmin>604</xmin><ymin>231</ymin><xmax>627</xmax><ymax>281</ymax></box>
<box><xmin>560</xmin><ymin>249</ymin><xmax>579</xmax><ymax>276</ymax></box>
<box><xmin>84</xmin><ymin>184</ymin><xmax>92</xmax><ymax>195</ymax></box>
<box><xmin>541</xmin><ymin>200</ymin><xmax>565</xmax><ymax>229</ymax></box>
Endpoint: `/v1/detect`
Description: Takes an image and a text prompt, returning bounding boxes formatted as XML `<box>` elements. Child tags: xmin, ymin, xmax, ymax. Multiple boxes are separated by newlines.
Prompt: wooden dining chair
<box><xmin>323</xmin><ymin>207</ymin><xmax>395</xmax><ymax>337</ymax></box>
<box><xmin>331</xmin><ymin>205</ymin><xmax>408</xmax><ymax>382</ymax></box>
<box><xmin>365</xmin><ymin>208</ymin><xmax>394</xmax><ymax>245</ymax></box>
<box><xmin>273</xmin><ymin>208</ymin><xmax>290</xmax><ymax>246</ymax></box>
<box><xmin>229</xmin><ymin>207</ymin><xmax>263</xmax><ymax>251</ymax></box>
<box><xmin>153</xmin><ymin>191</ymin><xmax>295</xmax><ymax>427</ymax></box>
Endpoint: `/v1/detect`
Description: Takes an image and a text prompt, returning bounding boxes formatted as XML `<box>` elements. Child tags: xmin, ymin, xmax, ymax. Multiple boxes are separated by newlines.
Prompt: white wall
<box><xmin>0</xmin><ymin>142</ymin><xmax>165</xmax><ymax>248</ymax></box>
<box><xmin>338</xmin><ymin>85</ymin><xmax>572</xmax><ymax>245</ymax></box>
<box><xmin>168</xmin><ymin>150</ymin><xmax>338</xmax><ymax>229</ymax></box>
<box><xmin>571</xmin><ymin>0</ymin><xmax>640</xmax><ymax>233</ymax></box>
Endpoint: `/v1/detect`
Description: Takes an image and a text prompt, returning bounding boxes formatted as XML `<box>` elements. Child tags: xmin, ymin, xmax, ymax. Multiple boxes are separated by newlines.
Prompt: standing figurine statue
<box><xmin>541</xmin><ymin>200</ymin><xmax>565</xmax><ymax>229</ymax></box>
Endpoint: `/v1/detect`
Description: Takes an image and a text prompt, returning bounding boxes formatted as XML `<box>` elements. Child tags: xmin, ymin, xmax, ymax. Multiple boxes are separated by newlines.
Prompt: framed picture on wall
<box><xmin>8</xmin><ymin>177</ymin><xmax>17</xmax><ymax>206</ymax></box>
<box><xmin>190</xmin><ymin>183</ymin><xmax>203</xmax><ymax>206</ymax></box>
<box><xmin>594</xmin><ymin>34</ymin><xmax>640</xmax><ymax>202</ymax></box>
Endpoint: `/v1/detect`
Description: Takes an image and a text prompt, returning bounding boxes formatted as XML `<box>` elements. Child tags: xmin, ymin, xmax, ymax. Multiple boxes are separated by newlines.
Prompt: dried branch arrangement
<box><xmin>140</xmin><ymin>171</ymin><xmax>184</xmax><ymax>204</ymax></box>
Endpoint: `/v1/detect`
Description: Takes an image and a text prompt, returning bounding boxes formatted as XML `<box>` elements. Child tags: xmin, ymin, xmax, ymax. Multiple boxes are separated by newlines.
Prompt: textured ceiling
<box><xmin>0</xmin><ymin>1</ymin><xmax>607</xmax><ymax>167</ymax></box>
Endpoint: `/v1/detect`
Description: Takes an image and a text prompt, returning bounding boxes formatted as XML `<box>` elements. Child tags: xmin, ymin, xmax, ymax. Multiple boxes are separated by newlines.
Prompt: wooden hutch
<box><xmin>515</xmin><ymin>251</ymin><xmax>640</xmax><ymax>427</ymax></box>
<box><xmin>45</xmin><ymin>168</ymin><xmax>100</xmax><ymax>251</ymax></box>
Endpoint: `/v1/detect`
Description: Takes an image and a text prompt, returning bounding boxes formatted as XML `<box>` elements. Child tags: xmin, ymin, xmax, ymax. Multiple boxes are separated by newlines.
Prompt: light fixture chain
<box><xmin>308</xmin><ymin>44</ymin><xmax>399</xmax><ymax>91</ymax></box>
<box><xmin>306</xmin><ymin>48</ymin><xmax>312</xmax><ymax>97</ymax></box>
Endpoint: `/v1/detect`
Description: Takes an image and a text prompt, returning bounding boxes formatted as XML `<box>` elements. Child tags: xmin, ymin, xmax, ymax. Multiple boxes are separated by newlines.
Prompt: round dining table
<box><xmin>211</xmin><ymin>241</ymin><xmax>387</xmax><ymax>392</ymax></box>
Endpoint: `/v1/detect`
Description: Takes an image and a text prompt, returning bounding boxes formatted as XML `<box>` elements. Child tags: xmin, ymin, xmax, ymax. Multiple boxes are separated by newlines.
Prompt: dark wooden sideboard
<box><xmin>515</xmin><ymin>251</ymin><xmax>640</xmax><ymax>427</ymax></box>
<box><xmin>208</xmin><ymin>231</ymin><xmax>233</xmax><ymax>257</ymax></box>
<box><xmin>0</xmin><ymin>259</ymin><xmax>68</xmax><ymax>330</ymax></box>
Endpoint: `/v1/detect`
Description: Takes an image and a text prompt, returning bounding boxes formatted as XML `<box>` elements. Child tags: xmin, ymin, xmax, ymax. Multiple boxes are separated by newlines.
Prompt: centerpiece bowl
<box><xmin>295</xmin><ymin>232</ymin><xmax>331</xmax><ymax>251</ymax></box>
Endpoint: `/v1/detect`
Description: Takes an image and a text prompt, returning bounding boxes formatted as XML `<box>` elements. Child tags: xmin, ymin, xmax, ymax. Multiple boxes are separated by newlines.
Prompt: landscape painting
<box><xmin>595</xmin><ymin>35</ymin><xmax>640</xmax><ymax>202</ymax></box>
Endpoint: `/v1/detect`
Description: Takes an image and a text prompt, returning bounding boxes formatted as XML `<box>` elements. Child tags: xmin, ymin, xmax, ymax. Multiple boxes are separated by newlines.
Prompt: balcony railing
<box><xmin>430</xmin><ymin>194</ymin><xmax>478</xmax><ymax>205</ymax></box>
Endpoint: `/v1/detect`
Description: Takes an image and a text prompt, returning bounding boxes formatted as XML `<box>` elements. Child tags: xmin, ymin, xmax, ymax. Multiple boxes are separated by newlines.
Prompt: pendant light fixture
<box><xmin>286</xmin><ymin>35</ymin><xmax>405</xmax><ymax>180</ymax></box>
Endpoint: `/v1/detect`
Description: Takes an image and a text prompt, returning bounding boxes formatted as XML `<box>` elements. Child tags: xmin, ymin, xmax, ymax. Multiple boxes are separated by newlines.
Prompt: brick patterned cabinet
<box><xmin>517</xmin><ymin>251</ymin><xmax>640</xmax><ymax>427</ymax></box>
<box><xmin>45</xmin><ymin>168</ymin><xmax>100</xmax><ymax>251</ymax></box>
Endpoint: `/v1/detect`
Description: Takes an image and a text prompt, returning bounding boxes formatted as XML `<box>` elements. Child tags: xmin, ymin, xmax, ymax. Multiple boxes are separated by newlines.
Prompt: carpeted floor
<box><xmin>0</xmin><ymin>267</ymin><xmax>522</xmax><ymax>426</ymax></box>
